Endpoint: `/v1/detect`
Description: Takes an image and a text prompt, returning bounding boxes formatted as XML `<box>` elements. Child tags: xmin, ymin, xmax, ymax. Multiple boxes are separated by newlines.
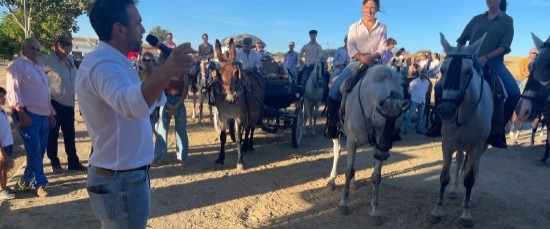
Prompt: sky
<box><xmin>20</xmin><ymin>0</ymin><xmax>550</xmax><ymax>56</ymax></box>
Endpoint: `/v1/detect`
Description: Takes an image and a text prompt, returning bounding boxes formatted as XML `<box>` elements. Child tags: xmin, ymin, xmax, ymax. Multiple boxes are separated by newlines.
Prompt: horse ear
<box><xmin>468</xmin><ymin>33</ymin><xmax>486</xmax><ymax>55</ymax></box>
<box><xmin>215</xmin><ymin>39</ymin><xmax>226</xmax><ymax>62</ymax></box>
<box><xmin>531</xmin><ymin>33</ymin><xmax>544</xmax><ymax>51</ymax></box>
<box><xmin>228</xmin><ymin>38</ymin><xmax>236</xmax><ymax>61</ymax></box>
<box><xmin>440</xmin><ymin>33</ymin><xmax>452</xmax><ymax>54</ymax></box>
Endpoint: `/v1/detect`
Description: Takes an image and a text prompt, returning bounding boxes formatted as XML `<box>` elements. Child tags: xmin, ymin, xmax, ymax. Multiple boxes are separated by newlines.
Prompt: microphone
<box><xmin>146</xmin><ymin>34</ymin><xmax>172</xmax><ymax>56</ymax></box>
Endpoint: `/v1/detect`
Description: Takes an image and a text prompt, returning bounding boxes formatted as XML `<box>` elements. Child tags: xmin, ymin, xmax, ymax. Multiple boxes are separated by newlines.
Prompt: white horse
<box><xmin>335</xmin><ymin>65</ymin><xmax>408</xmax><ymax>226</ymax></box>
<box><xmin>429</xmin><ymin>33</ymin><xmax>492</xmax><ymax>228</ymax></box>
<box><xmin>303</xmin><ymin>61</ymin><xmax>326</xmax><ymax>135</ymax></box>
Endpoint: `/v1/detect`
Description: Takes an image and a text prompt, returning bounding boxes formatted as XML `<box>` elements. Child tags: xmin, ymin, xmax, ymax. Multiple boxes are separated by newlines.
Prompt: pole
<box><xmin>23</xmin><ymin>0</ymin><xmax>28</xmax><ymax>38</ymax></box>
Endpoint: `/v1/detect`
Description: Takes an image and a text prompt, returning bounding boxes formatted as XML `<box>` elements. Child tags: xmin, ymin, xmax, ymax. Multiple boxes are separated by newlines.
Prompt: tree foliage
<box><xmin>149</xmin><ymin>25</ymin><xmax>170</xmax><ymax>40</ymax></box>
<box><xmin>0</xmin><ymin>0</ymin><xmax>91</xmax><ymax>58</ymax></box>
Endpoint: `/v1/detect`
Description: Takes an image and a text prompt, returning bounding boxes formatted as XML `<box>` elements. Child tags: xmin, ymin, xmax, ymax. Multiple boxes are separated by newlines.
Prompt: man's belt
<box><xmin>95</xmin><ymin>165</ymin><xmax>149</xmax><ymax>176</ymax></box>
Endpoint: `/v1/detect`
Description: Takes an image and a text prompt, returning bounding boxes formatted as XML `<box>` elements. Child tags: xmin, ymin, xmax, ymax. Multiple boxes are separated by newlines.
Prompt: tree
<box><xmin>149</xmin><ymin>25</ymin><xmax>169</xmax><ymax>40</ymax></box>
<box><xmin>0</xmin><ymin>0</ymin><xmax>90</xmax><ymax>57</ymax></box>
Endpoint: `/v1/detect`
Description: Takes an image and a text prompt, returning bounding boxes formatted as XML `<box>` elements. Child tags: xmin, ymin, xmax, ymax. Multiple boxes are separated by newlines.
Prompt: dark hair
<box><xmin>166</xmin><ymin>33</ymin><xmax>173</xmax><ymax>37</ymax></box>
<box><xmin>387</xmin><ymin>38</ymin><xmax>397</xmax><ymax>46</ymax></box>
<box><xmin>0</xmin><ymin>86</ymin><xmax>6</xmax><ymax>96</ymax></box>
<box><xmin>362</xmin><ymin>0</ymin><xmax>381</xmax><ymax>11</ymax></box>
<box><xmin>89</xmin><ymin>0</ymin><xmax>137</xmax><ymax>41</ymax></box>
<box><xmin>202</xmin><ymin>33</ymin><xmax>208</xmax><ymax>38</ymax></box>
<box><xmin>500</xmin><ymin>0</ymin><xmax>507</xmax><ymax>11</ymax></box>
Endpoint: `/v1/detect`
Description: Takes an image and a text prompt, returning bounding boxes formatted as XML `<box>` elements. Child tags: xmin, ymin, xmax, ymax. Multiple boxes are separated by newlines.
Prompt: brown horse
<box><xmin>212</xmin><ymin>38</ymin><xmax>264</xmax><ymax>170</ymax></box>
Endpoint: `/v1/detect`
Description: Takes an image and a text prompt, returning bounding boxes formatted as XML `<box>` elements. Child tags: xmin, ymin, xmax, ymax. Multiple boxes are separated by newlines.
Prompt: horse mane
<box><xmin>365</xmin><ymin>65</ymin><xmax>405</xmax><ymax>98</ymax></box>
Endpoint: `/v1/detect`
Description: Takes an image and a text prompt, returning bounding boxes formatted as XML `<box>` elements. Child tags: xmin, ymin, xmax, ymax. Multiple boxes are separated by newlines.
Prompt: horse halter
<box><xmin>438</xmin><ymin>54</ymin><xmax>484</xmax><ymax>127</ymax></box>
<box><xmin>357</xmin><ymin>75</ymin><xmax>403</xmax><ymax>152</ymax></box>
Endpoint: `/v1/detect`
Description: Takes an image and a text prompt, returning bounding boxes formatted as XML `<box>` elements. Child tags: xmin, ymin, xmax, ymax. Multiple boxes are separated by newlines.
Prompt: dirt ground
<box><xmin>1</xmin><ymin>59</ymin><xmax>549</xmax><ymax>229</ymax></box>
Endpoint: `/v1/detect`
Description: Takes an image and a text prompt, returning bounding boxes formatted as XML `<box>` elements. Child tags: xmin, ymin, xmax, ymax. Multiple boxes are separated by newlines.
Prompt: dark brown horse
<box><xmin>211</xmin><ymin>38</ymin><xmax>264</xmax><ymax>170</ymax></box>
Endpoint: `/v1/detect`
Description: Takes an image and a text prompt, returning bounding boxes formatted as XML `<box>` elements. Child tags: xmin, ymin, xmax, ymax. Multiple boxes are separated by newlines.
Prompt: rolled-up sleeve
<box><xmin>5</xmin><ymin>62</ymin><xmax>25</xmax><ymax>109</ymax></box>
<box><xmin>499</xmin><ymin>17</ymin><xmax>514</xmax><ymax>54</ymax></box>
<box><xmin>91</xmin><ymin>61</ymin><xmax>150</xmax><ymax>120</ymax></box>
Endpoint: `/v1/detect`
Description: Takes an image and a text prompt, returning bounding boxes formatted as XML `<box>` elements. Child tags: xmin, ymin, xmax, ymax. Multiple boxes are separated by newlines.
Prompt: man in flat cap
<box><xmin>38</xmin><ymin>35</ymin><xmax>87</xmax><ymax>174</ymax></box>
<box><xmin>297</xmin><ymin>29</ymin><xmax>323</xmax><ymax>86</ymax></box>
<box><xmin>236</xmin><ymin>37</ymin><xmax>261</xmax><ymax>71</ymax></box>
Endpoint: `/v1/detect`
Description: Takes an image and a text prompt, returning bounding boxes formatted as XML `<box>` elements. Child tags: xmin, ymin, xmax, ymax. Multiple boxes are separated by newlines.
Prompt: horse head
<box><xmin>309</xmin><ymin>61</ymin><xmax>325</xmax><ymax>88</ymax></box>
<box><xmin>531</xmin><ymin>33</ymin><xmax>550</xmax><ymax>86</ymax></box>
<box><xmin>363</xmin><ymin>66</ymin><xmax>409</xmax><ymax>153</ymax></box>
<box><xmin>215</xmin><ymin>38</ymin><xmax>243</xmax><ymax>103</ymax></box>
<box><xmin>437</xmin><ymin>33</ymin><xmax>485</xmax><ymax>123</ymax></box>
<box><xmin>516</xmin><ymin>33</ymin><xmax>550</xmax><ymax>121</ymax></box>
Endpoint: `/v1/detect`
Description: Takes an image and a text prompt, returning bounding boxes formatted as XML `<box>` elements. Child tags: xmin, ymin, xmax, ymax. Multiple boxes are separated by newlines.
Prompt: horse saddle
<box><xmin>339</xmin><ymin>64</ymin><xmax>369</xmax><ymax>95</ymax></box>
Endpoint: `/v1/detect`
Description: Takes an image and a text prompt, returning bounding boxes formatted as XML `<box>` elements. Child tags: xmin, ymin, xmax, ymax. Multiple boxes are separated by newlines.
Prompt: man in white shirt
<box><xmin>404</xmin><ymin>68</ymin><xmax>430</xmax><ymax>134</ymax></box>
<box><xmin>235</xmin><ymin>37</ymin><xmax>261</xmax><ymax>71</ymax></box>
<box><xmin>77</xmin><ymin>0</ymin><xmax>193</xmax><ymax>228</ymax></box>
<box><xmin>297</xmin><ymin>30</ymin><xmax>323</xmax><ymax>86</ymax></box>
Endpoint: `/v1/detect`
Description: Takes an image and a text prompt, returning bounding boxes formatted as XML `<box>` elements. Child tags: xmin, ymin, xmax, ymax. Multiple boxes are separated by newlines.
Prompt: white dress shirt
<box><xmin>0</xmin><ymin>110</ymin><xmax>14</xmax><ymax>148</ymax></box>
<box><xmin>236</xmin><ymin>48</ymin><xmax>261</xmax><ymax>70</ymax></box>
<box><xmin>76</xmin><ymin>42</ymin><xmax>165</xmax><ymax>170</ymax></box>
<box><xmin>347</xmin><ymin>19</ymin><xmax>387</xmax><ymax>59</ymax></box>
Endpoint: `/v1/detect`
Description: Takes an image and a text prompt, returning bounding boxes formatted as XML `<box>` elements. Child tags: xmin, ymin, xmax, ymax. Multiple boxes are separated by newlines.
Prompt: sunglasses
<box><xmin>142</xmin><ymin>59</ymin><xmax>153</xmax><ymax>62</ymax></box>
<box><xmin>530</xmin><ymin>52</ymin><xmax>538</xmax><ymax>55</ymax></box>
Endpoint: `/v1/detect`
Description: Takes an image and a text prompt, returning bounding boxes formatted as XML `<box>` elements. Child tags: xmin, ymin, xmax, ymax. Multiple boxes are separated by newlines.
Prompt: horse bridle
<box><xmin>357</xmin><ymin>76</ymin><xmax>403</xmax><ymax>152</ymax></box>
<box><xmin>439</xmin><ymin>54</ymin><xmax>484</xmax><ymax>127</ymax></box>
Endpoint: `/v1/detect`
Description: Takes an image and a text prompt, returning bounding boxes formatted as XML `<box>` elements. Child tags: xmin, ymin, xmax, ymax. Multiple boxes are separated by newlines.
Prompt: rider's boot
<box><xmin>325</xmin><ymin>97</ymin><xmax>340</xmax><ymax>139</ymax></box>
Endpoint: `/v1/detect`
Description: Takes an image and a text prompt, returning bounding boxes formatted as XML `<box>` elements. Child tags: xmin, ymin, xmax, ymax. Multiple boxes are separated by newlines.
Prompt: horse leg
<box><xmin>248</xmin><ymin>128</ymin><xmax>255</xmax><ymax>152</ymax></box>
<box><xmin>448</xmin><ymin>151</ymin><xmax>464</xmax><ymax>200</ymax></box>
<box><xmin>542</xmin><ymin>126</ymin><xmax>549</xmax><ymax>163</ymax></box>
<box><xmin>327</xmin><ymin>138</ymin><xmax>341</xmax><ymax>190</ymax></box>
<box><xmin>338</xmin><ymin>141</ymin><xmax>356</xmax><ymax>216</ymax></box>
<box><xmin>430</xmin><ymin>146</ymin><xmax>453</xmax><ymax>224</ymax></box>
<box><xmin>235</xmin><ymin>123</ymin><xmax>245</xmax><ymax>170</ymax></box>
<box><xmin>458</xmin><ymin>153</ymin><xmax>481</xmax><ymax>228</ymax></box>
<box><xmin>370</xmin><ymin>156</ymin><xmax>385</xmax><ymax>226</ymax></box>
<box><xmin>304</xmin><ymin>100</ymin><xmax>311</xmax><ymax>135</ymax></box>
<box><xmin>213</xmin><ymin>107</ymin><xmax>220</xmax><ymax>133</ymax></box>
<box><xmin>215</xmin><ymin>129</ymin><xmax>226</xmax><ymax>167</ymax></box>
<box><xmin>312</xmin><ymin>103</ymin><xmax>320</xmax><ymax>135</ymax></box>
<box><xmin>241</xmin><ymin>126</ymin><xmax>250</xmax><ymax>152</ymax></box>
<box><xmin>198</xmin><ymin>93</ymin><xmax>205</xmax><ymax>124</ymax></box>
<box><xmin>192</xmin><ymin>92</ymin><xmax>197</xmax><ymax>120</ymax></box>
<box><xmin>531</xmin><ymin>117</ymin><xmax>540</xmax><ymax>145</ymax></box>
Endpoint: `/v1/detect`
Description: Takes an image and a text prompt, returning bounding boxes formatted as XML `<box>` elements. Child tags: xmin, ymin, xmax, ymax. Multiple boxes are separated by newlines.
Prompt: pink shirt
<box><xmin>5</xmin><ymin>56</ymin><xmax>54</xmax><ymax>116</ymax></box>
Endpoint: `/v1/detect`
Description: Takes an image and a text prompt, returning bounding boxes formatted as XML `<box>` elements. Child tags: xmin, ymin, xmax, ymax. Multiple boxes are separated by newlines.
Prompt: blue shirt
<box><xmin>283</xmin><ymin>50</ymin><xmax>299</xmax><ymax>71</ymax></box>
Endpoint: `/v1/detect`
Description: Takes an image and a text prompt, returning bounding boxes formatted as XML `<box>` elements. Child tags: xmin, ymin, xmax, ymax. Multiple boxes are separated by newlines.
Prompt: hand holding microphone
<box><xmin>146</xmin><ymin>34</ymin><xmax>196</xmax><ymax>79</ymax></box>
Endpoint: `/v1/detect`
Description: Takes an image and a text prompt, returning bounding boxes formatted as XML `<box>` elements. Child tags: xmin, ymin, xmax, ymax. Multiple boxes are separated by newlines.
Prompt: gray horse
<box><xmin>337</xmin><ymin>65</ymin><xmax>409</xmax><ymax>226</ymax></box>
<box><xmin>304</xmin><ymin>61</ymin><xmax>326</xmax><ymax>135</ymax></box>
<box><xmin>516</xmin><ymin>33</ymin><xmax>550</xmax><ymax>163</ymax></box>
<box><xmin>429</xmin><ymin>33</ymin><xmax>492</xmax><ymax>228</ymax></box>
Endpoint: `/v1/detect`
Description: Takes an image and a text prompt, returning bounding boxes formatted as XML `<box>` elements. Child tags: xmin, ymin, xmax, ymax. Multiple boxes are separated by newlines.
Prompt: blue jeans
<box><xmin>87</xmin><ymin>166</ymin><xmax>150</xmax><ymax>229</ymax></box>
<box><xmin>328</xmin><ymin>61</ymin><xmax>362</xmax><ymax>100</ymax></box>
<box><xmin>404</xmin><ymin>102</ymin><xmax>425</xmax><ymax>133</ymax></box>
<box><xmin>486</xmin><ymin>59</ymin><xmax>520</xmax><ymax>123</ymax></box>
<box><xmin>154</xmin><ymin>95</ymin><xmax>189</xmax><ymax>162</ymax></box>
<box><xmin>13</xmin><ymin>111</ymin><xmax>49</xmax><ymax>189</ymax></box>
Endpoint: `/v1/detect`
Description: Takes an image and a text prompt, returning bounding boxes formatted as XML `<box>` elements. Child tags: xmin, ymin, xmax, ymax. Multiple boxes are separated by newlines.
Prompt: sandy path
<box><xmin>0</xmin><ymin>96</ymin><xmax>548</xmax><ymax>229</ymax></box>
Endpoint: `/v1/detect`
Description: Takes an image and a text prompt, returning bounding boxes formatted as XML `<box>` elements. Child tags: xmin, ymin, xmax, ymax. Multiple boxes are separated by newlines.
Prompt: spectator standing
<box><xmin>39</xmin><ymin>35</ymin><xmax>86</xmax><ymax>174</ymax></box>
<box><xmin>283</xmin><ymin>41</ymin><xmax>299</xmax><ymax>77</ymax></box>
<box><xmin>404</xmin><ymin>68</ymin><xmax>430</xmax><ymax>134</ymax></box>
<box><xmin>6</xmin><ymin>38</ymin><xmax>56</xmax><ymax>197</ymax></box>
<box><xmin>517</xmin><ymin>48</ymin><xmax>538</xmax><ymax>91</ymax></box>
<box><xmin>0</xmin><ymin>87</ymin><xmax>17</xmax><ymax>200</ymax></box>
<box><xmin>78</xmin><ymin>0</ymin><xmax>194</xmax><ymax>227</ymax></box>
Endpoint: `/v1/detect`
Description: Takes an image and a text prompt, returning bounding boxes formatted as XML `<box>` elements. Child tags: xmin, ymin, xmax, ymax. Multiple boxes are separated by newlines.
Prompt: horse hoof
<box><xmin>236</xmin><ymin>163</ymin><xmax>246</xmax><ymax>171</ymax></box>
<box><xmin>448</xmin><ymin>191</ymin><xmax>458</xmax><ymax>200</ymax></box>
<box><xmin>429</xmin><ymin>215</ymin><xmax>442</xmax><ymax>225</ymax></box>
<box><xmin>371</xmin><ymin>215</ymin><xmax>384</xmax><ymax>226</ymax></box>
<box><xmin>458</xmin><ymin>218</ymin><xmax>474</xmax><ymax>228</ymax></box>
<box><xmin>338</xmin><ymin>206</ymin><xmax>349</xmax><ymax>215</ymax></box>
<box><xmin>326</xmin><ymin>182</ymin><xmax>336</xmax><ymax>191</ymax></box>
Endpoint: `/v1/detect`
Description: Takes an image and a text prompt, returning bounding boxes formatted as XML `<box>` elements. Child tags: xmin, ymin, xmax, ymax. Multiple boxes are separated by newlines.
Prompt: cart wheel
<box><xmin>228</xmin><ymin>119</ymin><xmax>237</xmax><ymax>143</ymax></box>
<box><xmin>292</xmin><ymin>108</ymin><xmax>304</xmax><ymax>148</ymax></box>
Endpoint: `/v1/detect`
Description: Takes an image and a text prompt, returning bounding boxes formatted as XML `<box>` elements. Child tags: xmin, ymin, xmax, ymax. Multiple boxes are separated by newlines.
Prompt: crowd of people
<box><xmin>0</xmin><ymin>0</ymin><xmax>542</xmax><ymax>228</ymax></box>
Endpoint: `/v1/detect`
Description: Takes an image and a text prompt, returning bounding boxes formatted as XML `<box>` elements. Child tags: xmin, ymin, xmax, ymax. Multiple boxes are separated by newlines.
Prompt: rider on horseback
<box><xmin>198</xmin><ymin>33</ymin><xmax>214</xmax><ymax>78</ymax></box>
<box><xmin>297</xmin><ymin>30</ymin><xmax>323</xmax><ymax>86</ymax></box>
<box><xmin>325</xmin><ymin>0</ymin><xmax>386</xmax><ymax>139</ymax></box>
<box><xmin>425</xmin><ymin>0</ymin><xmax>519</xmax><ymax>149</ymax></box>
